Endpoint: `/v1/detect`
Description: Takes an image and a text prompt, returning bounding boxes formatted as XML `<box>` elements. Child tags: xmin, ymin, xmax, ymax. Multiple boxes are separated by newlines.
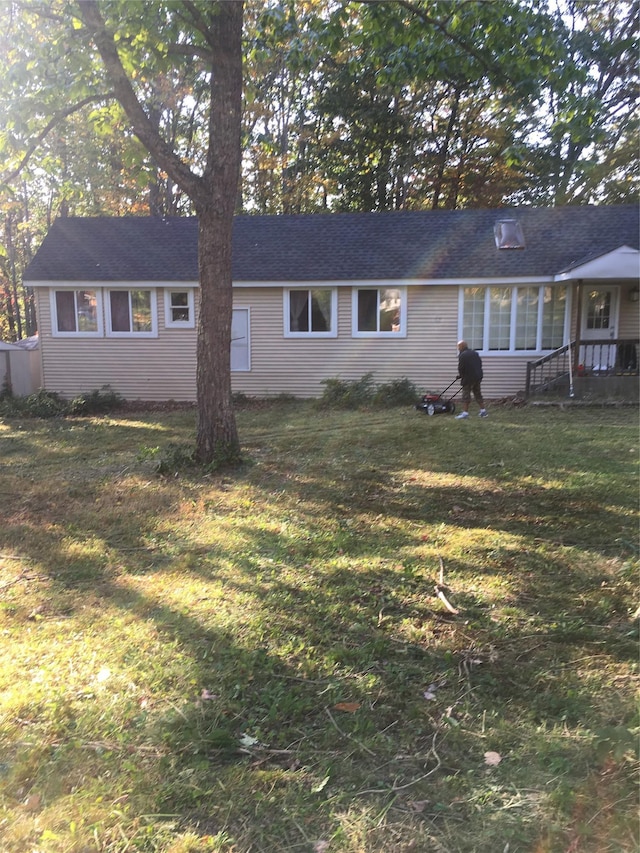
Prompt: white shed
<box><xmin>0</xmin><ymin>336</ymin><xmax>42</xmax><ymax>397</ymax></box>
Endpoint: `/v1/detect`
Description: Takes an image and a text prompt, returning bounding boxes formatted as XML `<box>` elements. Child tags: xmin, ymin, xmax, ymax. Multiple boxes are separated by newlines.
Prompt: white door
<box><xmin>231</xmin><ymin>308</ymin><xmax>250</xmax><ymax>371</ymax></box>
<box><xmin>579</xmin><ymin>286</ymin><xmax>619</xmax><ymax>371</ymax></box>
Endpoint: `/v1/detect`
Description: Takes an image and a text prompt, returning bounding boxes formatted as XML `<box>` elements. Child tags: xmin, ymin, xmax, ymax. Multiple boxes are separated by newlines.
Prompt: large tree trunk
<box><xmin>194</xmin><ymin>1</ymin><xmax>243</xmax><ymax>465</ymax></box>
<box><xmin>195</xmin><ymin>206</ymin><xmax>240</xmax><ymax>465</ymax></box>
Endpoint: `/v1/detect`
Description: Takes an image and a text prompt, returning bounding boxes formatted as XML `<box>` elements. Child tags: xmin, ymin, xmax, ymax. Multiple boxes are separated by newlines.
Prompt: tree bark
<box><xmin>194</xmin><ymin>1</ymin><xmax>243</xmax><ymax>464</ymax></box>
<box><xmin>195</xmin><ymin>205</ymin><xmax>240</xmax><ymax>465</ymax></box>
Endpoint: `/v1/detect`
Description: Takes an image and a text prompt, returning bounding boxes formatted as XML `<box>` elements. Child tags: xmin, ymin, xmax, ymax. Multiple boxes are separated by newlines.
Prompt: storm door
<box><xmin>579</xmin><ymin>287</ymin><xmax>620</xmax><ymax>372</ymax></box>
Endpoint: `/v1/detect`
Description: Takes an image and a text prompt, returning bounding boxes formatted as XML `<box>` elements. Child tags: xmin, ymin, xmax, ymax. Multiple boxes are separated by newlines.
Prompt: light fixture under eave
<box><xmin>628</xmin><ymin>286</ymin><xmax>639</xmax><ymax>302</ymax></box>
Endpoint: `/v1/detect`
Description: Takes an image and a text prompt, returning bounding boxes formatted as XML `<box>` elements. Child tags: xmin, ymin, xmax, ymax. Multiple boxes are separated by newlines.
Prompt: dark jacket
<box><xmin>458</xmin><ymin>348</ymin><xmax>483</xmax><ymax>384</ymax></box>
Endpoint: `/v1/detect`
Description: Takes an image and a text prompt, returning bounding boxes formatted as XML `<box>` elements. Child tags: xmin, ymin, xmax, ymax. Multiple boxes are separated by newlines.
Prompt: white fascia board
<box><xmin>554</xmin><ymin>246</ymin><xmax>640</xmax><ymax>282</ymax></box>
<box><xmin>31</xmin><ymin>276</ymin><xmax>559</xmax><ymax>289</ymax></box>
<box><xmin>27</xmin><ymin>280</ymin><xmax>199</xmax><ymax>288</ymax></box>
<box><xmin>233</xmin><ymin>276</ymin><xmax>555</xmax><ymax>288</ymax></box>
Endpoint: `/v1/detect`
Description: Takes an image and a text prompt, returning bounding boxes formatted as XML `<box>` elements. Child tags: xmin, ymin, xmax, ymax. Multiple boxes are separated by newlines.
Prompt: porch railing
<box><xmin>525</xmin><ymin>339</ymin><xmax>639</xmax><ymax>397</ymax></box>
<box><xmin>526</xmin><ymin>342</ymin><xmax>575</xmax><ymax>397</ymax></box>
<box><xmin>576</xmin><ymin>338</ymin><xmax>639</xmax><ymax>376</ymax></box>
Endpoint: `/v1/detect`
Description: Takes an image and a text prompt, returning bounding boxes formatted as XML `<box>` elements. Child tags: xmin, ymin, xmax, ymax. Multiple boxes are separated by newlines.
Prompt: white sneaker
<box><xmin>455</xmin><ymin>412</ymin><xmax>469</xmax><ymax>419</ymax></box>
<box><xmin>479</xmin><ymin>409</ymin><xmax>488</xmax><ymax>417</ymax></box>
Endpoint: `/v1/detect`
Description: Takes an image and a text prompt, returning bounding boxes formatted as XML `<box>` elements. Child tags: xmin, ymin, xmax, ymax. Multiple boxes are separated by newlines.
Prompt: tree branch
<box><xmin>358</xmin><ymin>0</ymin><xmax>504</xmax><ymax>80</ymax></box>
<box><xmin>180</xmin><ymin>0</ymin><xmax>218</xmax><ymax>49</ymax></box>
<box><xmin>77</xmin><ymin>0</ymin><xmax>205</xmax><ymax>203</ymax></box>
<box><xmin>1</xmin><ymin>94</ymin><xmax>114</xmax><ymax>187</ymax></box>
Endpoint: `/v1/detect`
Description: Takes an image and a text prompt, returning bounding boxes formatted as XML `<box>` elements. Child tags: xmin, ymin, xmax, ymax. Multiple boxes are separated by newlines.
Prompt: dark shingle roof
<box><xmin>23</xmin><ymin>205</ymin><xmax>639</xmax><ymax>283</ymax></box>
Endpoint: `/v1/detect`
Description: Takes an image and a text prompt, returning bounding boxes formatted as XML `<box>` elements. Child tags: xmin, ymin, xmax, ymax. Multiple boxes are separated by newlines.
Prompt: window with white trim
<box><xmin>106</xmin><ymin>289</ymin><xmax>157</xmax><ymax>337</ymax></box>
<box><xmin>353</xmin><ymin>287</ymin><xmax>405</xmax><ymax>336</ymax></box>
<box><xmin>461</xmin><ymin>285</ymin><xmax>567</xmax><ymax>352</ymax></box>
<box><xmin>284</xmin><ymin>288</ymin><xmax>336</xmax><ymax>337</ymax></box>
<box><xmin>51</xmin><ymin>289</ymin><xmax>101</xmax><ymax>336</ymax></box>
<box><xmin>164</xmin><ymin>289</ymin><xmax>195</xmax><ymax>328</ymax></box>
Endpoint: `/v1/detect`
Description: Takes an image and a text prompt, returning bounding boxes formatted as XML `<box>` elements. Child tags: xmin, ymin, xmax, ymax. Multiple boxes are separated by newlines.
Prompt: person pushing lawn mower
<box><xmin>455</xmin><ymin>340</ymin><xmax>488</xmax><ymax>419</ymax></box>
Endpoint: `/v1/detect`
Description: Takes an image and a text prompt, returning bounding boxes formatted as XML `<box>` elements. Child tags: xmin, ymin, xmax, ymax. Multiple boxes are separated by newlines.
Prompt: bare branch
<box><xmin>166</xmin><ymin>42</ymin><xmax>213</xmax><ymax>63</ymax></box>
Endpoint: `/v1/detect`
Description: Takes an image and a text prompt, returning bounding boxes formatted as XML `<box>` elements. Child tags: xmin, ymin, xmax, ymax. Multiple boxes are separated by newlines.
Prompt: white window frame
<box><xmin>283</xmin><ymin>287</ymin><xmax>337</xmax><ymax>338</ymax></box>
<box><xmin>105</xmin><ymin>287</ymin><xmax>158</xmax><ymax>338</ymax></box>
<box><xmin>49</xmin><ymin>285</ymin><xmax>104</xmax><ymax>338</ymax></box>
<box><xmin>50</xmin><ymin>288</ymin><xmax>103</xmax><ymax>337</ymax></box>
<box><xmin>351</xmin><ymin>286</ymin><xmax>407</xmax><ymax>338</ymax></box>
<box><xmin>458</xmin><ymin>283</ymin><xmax>570</xmax><ymax>354</ymax></box>
<box><xmin>164</xmin><ymin>288</ymin><xmax>195</xmax><ymax>329</ymax></box>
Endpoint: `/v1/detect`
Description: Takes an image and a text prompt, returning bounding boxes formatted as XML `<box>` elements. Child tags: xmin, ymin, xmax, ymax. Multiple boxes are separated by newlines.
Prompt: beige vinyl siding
<box><xmin>36</xmin><ymin>282</ymin><xmax>565</xmax><ymax>402</ymax></box>
<box><xmin>38</xmin><ymin>287</ymin><xmax>197</xmax><ymax>401</ymax></box>
<box><xmin>230</xmin><ymin>286</ymin><xmax>455</xmax><ymax>398</ymax></box>
<box><xmin>618</xmin><ymin>285</ymin><xmax>640</xmax><ymax>339</ymax></box>
<box><xmin>230</xmin><ymin>285</ymin><xmax>531</xmax><ymax>399</ymax></box>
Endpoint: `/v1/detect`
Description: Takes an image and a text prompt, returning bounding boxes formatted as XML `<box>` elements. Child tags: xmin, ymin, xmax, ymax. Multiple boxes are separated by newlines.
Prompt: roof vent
<box><xmin>494</xmin><ymin>219</ymin><xmax>525</xmax><ymax>249</ymax></box>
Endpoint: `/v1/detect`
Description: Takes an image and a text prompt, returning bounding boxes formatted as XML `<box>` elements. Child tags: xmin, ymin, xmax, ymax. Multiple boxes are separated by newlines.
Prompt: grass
<box><xmin>0</xmin><ymin>400</ymin><xmax>638</xmax><ymax>853</ymax></box>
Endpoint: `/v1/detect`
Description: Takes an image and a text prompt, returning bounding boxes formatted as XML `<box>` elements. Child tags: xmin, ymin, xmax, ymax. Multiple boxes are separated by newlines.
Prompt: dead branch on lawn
<box><xmin>434</xmin><ymin>585</ymin><xmax>460</xmax><ymax>614</ymax></box>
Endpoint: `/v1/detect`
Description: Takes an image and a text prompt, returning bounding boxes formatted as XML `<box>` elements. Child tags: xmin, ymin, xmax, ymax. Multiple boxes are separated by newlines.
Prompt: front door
<box><xmin>579</xmin><ymin>286</ymin><xmax>620</xmax><ymax>372</ymax></box>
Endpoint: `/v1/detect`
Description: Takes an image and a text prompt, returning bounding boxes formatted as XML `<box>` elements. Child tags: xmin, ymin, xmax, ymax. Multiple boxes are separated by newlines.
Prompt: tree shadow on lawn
<box><xmin>2</xmin><ymin>427</ymin><xmax>635</xmax><ymax>672</ymax></box>
<box><xmin>0</xmin><ymin>552</ymin><xmax>616</xmax><ymax>846</ymax></box>
<box><xmin>0</xmin><ymin>560</ymin><xmax>494</xmax><ymax>850</ymax></box>
<box><xmin>2</xmin><ymin>480</ymin><xmax>634</xmax><ymax>725</ymax></box>
<box><xmin>4</xmin><ymin>543</ymin><xmax>635</xmax><ymax>851</ymax></box>
<box><xmin>1</xmin><ymin>414</ymin><xmax>637</xmax><ymax>848</ymax></box>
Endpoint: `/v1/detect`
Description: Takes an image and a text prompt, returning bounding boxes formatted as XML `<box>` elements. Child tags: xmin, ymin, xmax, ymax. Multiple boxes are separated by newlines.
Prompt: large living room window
<box><xmin>51</xmin><ymin>289</ymin><xmax>101</xmax><ymax>335</ymax></box>
<box><xmin>106</xmin><ymin>289</ymin><xmax>157</xmax><ymax>337</ymax></box>
<box><xmin>285</xmin><ymin>288</ymin><xmax>336</xmax><ymax>337</ymax></box>
<box><xmin>461</xmin><ymin>285</ymin><xmax>567</xmax><ymax>352</ymax></box>
<box><xmin>353</xmin><ymin>287</ymin><xmax>404</xmax><ymax>336</ymax></box>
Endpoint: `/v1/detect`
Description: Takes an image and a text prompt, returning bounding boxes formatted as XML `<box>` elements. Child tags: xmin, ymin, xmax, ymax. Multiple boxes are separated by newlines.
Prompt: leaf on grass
<box><xmin>313</xmin><ymin>841</ymin><xmax>330</xmax><ymax>853</ymax></box>
<box><xmin>484</xmin><ymin>751</ymin><xmax>502</xmax><ymax>766</ymax></box>
<box><xmin>334</xmin><ymin>702</ymin><xmax>360</xmax><ymax>713</ymax></box>
<box><xmin>311</xmin><ymin>775</ymin><xmax>330</xmax><ymax>793</ymax></box>
<box><xmin>239</xmin><ymin>733</ymin><xmax>260</xmax><ymax>748</ymax></box>
<box><xmin>23</xmin><ymin>793</ymin><xmax>41</xmax><ymax>812</ymax></box>
<box><xmin>423</xmin><ymin>683</ymin><xmax>439</xmax><ymax>700</ymax></box>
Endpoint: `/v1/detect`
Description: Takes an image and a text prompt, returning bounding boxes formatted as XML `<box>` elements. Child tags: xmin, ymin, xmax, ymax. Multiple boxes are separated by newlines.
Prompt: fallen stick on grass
<box><xmin>434</xmin><ymin>585</ymin><xmax>460</xmax><ymax>614</ymax></box>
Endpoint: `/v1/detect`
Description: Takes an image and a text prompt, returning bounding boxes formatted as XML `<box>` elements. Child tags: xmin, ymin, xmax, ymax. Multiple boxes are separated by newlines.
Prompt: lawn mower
<box><xmin>415</xmin><ymin>377</ymin><xmax>459</xmax><ymax>416</ymax></box>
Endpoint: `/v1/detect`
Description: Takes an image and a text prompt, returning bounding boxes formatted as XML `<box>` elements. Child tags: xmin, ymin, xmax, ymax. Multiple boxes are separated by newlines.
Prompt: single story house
<box><xmin>22</xmin><ymin>205</ymin><xmax>639</xmax><ymax>402</ymax></box>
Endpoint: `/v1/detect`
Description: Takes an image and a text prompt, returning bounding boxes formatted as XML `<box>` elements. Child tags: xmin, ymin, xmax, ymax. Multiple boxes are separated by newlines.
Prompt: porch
<box><xmin>526</xmin><ymin>338</ymin><xmax>639</xmax><ymax>400</ymax></box>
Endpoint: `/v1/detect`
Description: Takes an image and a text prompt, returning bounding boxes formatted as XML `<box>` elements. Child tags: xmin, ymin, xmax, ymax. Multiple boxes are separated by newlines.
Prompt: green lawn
<box><xmin>0</xmin><ymin>401</ymin><xmax>638</xmax><ymax>852</ymax></box>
